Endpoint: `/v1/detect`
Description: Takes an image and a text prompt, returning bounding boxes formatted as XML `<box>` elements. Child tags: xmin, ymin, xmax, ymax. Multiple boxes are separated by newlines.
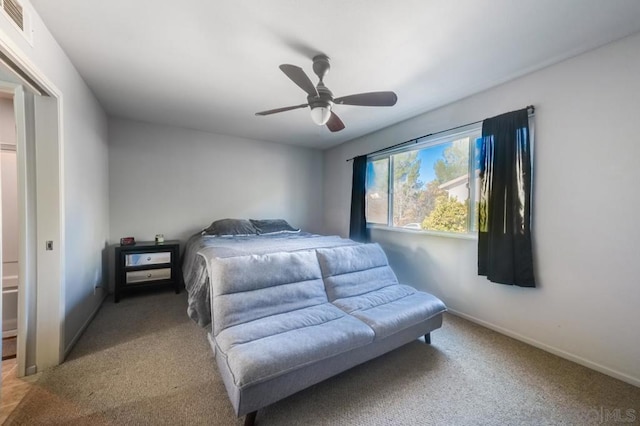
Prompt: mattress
<box><xmin>182</xmin><ymin>232</ymin><xmax>358</xmax><ymax>327</ymax></box>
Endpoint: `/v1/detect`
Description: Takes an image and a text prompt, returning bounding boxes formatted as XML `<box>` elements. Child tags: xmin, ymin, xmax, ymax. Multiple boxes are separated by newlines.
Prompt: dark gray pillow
<box><xmin>202</xmin><ymin>219</ymin><xmax>258</xmax><ymax>236</ymax></box>
<box><xmin>250</xmin><ymin>219</ymin><xmax>300</xmax><ymax>235</ymax></box>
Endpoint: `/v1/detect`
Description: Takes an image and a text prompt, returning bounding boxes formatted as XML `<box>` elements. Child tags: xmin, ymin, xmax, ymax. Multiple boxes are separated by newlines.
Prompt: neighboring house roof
<box><xmin>438</xmin><ymin>174</ymin><xmax>469</xmax><ymax>191</ymax></box>
<box><xmin>438</xmin><ymin>170</ymin><xmax>480</xmax><ymax>201</ymax></box>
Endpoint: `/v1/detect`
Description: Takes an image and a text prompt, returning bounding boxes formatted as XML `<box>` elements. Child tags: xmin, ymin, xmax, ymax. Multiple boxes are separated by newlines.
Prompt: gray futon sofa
<box><xmin>208</xmin><ymin>243</ymin><xmax>446</xmax><ymax>424</ymax></box>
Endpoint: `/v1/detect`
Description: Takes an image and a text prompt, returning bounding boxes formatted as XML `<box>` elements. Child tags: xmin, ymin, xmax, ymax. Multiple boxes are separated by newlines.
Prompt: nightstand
<box><xmin>114</xmin><ymin>240</ymin><xmax>182</xmax><ymax>303</ymax></box>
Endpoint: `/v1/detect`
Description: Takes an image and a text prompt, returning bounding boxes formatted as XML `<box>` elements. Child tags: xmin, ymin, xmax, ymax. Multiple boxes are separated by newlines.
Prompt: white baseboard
<box><xmin>63</xmin><ymin>292</ymin><xmax>108</xmax><ymax>359</ymax></box>
<box><xmin>446</xmin><ymin>309</ymin><xmax>640</xmax><ymax>388</ymax></box>
<box><xmin>25</xmin><ymin>364</ymin><xmax>37</xmax><ymax>375</ymax></box>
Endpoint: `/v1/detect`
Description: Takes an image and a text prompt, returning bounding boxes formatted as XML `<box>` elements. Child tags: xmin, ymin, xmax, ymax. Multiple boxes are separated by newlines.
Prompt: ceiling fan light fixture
<box><xmin>310</xmin><ymin>105</ymin><xmax>331</xmax><ymax>126</ymax></box>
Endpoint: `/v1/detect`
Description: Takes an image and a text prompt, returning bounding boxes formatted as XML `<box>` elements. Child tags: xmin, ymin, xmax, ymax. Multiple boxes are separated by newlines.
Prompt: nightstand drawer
<box><xmin>126</xmin><ymin>268</ymin><xmax>172</xmax><ymax>284</ymax></box>
<box><xmin>125</xmin><ymin>252</ymin><xmax>172</xmax><ymax>266</ymax></box>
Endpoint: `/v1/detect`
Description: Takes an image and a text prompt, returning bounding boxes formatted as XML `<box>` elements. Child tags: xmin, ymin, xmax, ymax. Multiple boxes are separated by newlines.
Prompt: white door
<box><xmin>1</xmin><ymin>144</ymin><xmax>18</xmax><ymax>337</ymax></box>
<box><xmin>1</xmin><ymin>93</ymin><xmax>18</xmax><ymax>341</ymax></box>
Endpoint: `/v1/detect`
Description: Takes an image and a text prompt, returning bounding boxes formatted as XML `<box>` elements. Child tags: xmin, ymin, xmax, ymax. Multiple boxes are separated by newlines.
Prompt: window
<box><xmin>365</xmin><ymin>158</ymin><xmax>389</xmax><ymax>224</ymax></box>
<box><xmin>366</xmin><ymin>126</ymin><xmax>482</xmax><ymax>235</ymax></box>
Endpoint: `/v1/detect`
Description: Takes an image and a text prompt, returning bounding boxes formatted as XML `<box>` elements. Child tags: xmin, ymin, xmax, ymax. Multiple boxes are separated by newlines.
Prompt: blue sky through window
<box><xmin>366</xmin><ymin>161</ymin><xmax>379</xmax><ymax>188</ymax></box>
<box><xmin>417</xmin><ymin>144</ymin><xmax>446</xmax><ymax>184</ymax></box>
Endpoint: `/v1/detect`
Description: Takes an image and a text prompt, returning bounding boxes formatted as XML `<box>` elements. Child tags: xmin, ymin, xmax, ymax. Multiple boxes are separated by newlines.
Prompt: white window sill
<box><xmin>367</xmin><ymin>223</ymin><xmax>478</xmax><ymax>241</ymax></box>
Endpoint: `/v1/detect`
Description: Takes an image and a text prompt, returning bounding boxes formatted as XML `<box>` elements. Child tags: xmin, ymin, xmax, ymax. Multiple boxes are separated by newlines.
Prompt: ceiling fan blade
<box><xmin>255</xmin><ymin>103</ymin><xmax>308</xmax><ymax>116</ymax></box>
<box><xmin>326</xmin><ymin>111</ymin><xmax>345</xmax><ymax>132</ymax></box>
<box><xmin>279</xmin><ymin>64</ymin><xmax>318</xmax><ymax>97</ymax></box>
<box><xmin>334</xmin><ymin>91</ymin><xmax>398</xmax><ymax>107</ymax></box>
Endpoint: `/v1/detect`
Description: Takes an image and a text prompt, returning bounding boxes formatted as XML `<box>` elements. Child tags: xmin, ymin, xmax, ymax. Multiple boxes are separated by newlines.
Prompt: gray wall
<box><xmin>108</xmin><ymin>118</ymin><xmax>324</xmax><ymax>246</ymax></box>
<box><xmin>323</xmin><ymin>32</ymin><xmax>640</xmax><ymax>386</ymax></box>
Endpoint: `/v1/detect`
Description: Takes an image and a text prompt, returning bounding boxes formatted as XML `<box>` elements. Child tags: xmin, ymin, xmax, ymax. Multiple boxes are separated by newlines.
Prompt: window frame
<box><xmin>366</xmin><ymin>123</ymin><xmax>482</xmax><ymax>238</ymax></box>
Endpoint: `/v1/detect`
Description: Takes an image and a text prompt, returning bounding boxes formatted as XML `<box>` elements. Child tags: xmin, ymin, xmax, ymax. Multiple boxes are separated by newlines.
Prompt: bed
<box><xmin>182</xmin><ymin>219</ymin><xmax>359</xmax><ymax>327</ymax></box>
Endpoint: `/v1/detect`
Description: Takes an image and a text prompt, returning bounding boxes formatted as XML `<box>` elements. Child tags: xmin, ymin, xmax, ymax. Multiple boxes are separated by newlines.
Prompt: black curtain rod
<box><xmin>346</xmin><ymin>105</ymin><xmax>535</xmax><ymax>162</ymax></box>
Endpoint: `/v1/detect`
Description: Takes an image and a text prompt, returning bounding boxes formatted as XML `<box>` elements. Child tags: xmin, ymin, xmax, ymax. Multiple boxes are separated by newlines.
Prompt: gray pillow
<box><xmin>202</xmin><ymin>219</ymin><xmax>258</xmax><ymax>236</ymax></box>
<box><xmin>249</xmin><ymin>219</ymin><xmax>300</xmax><ymax>235</ymax></box>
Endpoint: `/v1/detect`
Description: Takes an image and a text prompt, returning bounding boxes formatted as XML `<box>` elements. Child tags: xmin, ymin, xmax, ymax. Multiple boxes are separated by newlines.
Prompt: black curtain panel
<box><xmin>349</xmin><ymin>155</ymin><xmax>369</xmax><ymax>242</ymax></box>
<box><xmin>478</xmin><ymin>108</ymin><xmax>535</xmax><ymax>287</ymax></box>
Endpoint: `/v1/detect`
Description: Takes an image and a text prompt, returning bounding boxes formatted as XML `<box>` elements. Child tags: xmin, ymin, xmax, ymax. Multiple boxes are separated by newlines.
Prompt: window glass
<box><xmin>471</xmin><ymin>136</ymin><xmax>483</xmax><ymax>232</ymax></box>
<box><xmin>366</xmin><ymin>128</ymin><xmax>482</xmax><ymax>235</ymax></box>
<box><xmin>365</xmin><ymin>158</ymin><xmax>389</xmax><ymax>224</ymax></box>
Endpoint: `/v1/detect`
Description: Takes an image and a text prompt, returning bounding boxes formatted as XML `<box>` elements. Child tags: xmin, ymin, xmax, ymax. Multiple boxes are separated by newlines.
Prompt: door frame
<box><xmin>0</xmin><ymin>30</ymin><xmax>65</xmax><ymax>376</ymax></box>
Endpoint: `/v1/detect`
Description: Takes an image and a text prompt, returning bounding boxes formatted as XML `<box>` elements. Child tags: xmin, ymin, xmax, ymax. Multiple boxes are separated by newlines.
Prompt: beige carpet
<box><xmin>5</xmin><ymin>291</ymin><xmax>639</xmax><ymax>425</ymax></box>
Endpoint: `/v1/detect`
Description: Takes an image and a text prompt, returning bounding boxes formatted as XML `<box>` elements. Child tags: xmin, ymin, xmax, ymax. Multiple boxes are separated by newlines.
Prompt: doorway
<box><xmin>0</xmin><ymin>42</ymin><xmax>64</xmax><ymax>391</ymax></box>
<box><xmin>1</xmin><ymin>92</ymin><xmax>18</xmax><ymax>361</ymax></box>
<box><xmin>0</xmin><ymin>58</ymin><xmax>64</xmax><ymax>418</ymax></box>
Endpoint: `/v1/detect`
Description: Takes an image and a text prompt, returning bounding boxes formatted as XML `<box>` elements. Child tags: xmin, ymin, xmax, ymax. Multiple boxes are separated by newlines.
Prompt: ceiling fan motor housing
<box><xmin>308</xmin><ymin>82</ymin><xmax>334</xmax><ymax>109</ymax></box>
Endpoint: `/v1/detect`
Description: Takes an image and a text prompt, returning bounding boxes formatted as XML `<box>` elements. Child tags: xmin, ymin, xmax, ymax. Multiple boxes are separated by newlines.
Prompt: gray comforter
<box><xmin>182</xmin><ymin>232</ymin><xmax>358</xmax><ymax>326</ymax></box>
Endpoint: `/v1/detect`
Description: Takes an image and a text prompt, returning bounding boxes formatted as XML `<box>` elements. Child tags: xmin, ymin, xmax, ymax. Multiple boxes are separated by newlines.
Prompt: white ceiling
<box><xmin>29</xmin><ymin>0</ymin><xmax>640</xmax><ymax>149</ymax></box>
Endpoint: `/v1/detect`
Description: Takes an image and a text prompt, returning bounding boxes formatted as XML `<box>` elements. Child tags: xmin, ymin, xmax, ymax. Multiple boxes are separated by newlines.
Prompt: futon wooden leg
<box><xmin>244</xmin><ymin>411</ymin><xmax>257</xmax><ymax>426</ymax></box>
<box><xmin>424</xmin><ymin>333</ymin><xmax>431</xmax><ymax>344</ymax></box>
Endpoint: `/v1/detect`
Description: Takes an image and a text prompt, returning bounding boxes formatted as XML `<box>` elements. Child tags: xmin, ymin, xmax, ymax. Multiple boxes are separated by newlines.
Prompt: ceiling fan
<box><xmin>256</xmin><ymin>54</ymin><xmax>398</xmax><ymax>132</ymax></box>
